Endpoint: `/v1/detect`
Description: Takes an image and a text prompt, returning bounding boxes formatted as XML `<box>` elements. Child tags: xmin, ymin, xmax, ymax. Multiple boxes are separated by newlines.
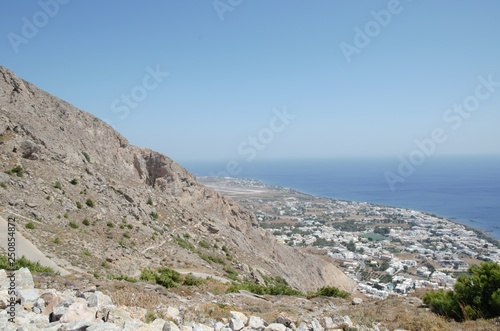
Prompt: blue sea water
<box><xmin>183</xmin><ymin>156</ymin><xmax>500</xmax><ymax>240</ymax></box>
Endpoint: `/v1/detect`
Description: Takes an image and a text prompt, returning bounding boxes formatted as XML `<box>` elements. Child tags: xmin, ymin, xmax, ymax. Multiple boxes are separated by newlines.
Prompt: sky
<box><xmin>1</xmin><ymin>1</ymin><xmax>499</xmax><ymax>164</ymax></box>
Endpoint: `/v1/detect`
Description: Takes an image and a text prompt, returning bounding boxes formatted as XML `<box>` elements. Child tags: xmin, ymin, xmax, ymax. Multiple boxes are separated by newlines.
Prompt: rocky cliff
<box><xmin>0</xmin><ymin>66</ymin><xmax>355</xmax><ymax>292</ymax></box>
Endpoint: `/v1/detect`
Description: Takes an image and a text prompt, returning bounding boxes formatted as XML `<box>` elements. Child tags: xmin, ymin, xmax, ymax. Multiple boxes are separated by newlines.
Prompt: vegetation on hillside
<box><xmin>423</xmin><ymin>262</ymin><xmax>500</xmax><ymax>321</ymax></box>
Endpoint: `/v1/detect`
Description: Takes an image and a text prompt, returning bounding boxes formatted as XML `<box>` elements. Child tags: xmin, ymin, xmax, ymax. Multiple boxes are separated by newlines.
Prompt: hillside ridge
<box><xmin>0</xmin><ymin>65</ymin><xmax>355</xmax><ymax>292</ymax></box>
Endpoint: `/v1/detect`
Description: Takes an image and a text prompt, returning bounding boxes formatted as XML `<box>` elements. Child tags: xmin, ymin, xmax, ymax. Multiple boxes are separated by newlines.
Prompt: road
<box><xmin>0</xmin><ymin>215</ymin><xmax>70</xmax><ymax>276</ymax></box>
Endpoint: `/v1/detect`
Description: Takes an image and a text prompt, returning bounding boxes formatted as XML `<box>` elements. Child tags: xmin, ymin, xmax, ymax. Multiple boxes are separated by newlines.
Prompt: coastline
<box><xmin>199</xmin><ymin>176</ymin><xmax>500</xmax><ymax>247</ymax></box>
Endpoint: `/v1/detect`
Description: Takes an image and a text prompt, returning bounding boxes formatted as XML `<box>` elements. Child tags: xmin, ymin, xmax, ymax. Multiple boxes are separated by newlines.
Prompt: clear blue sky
<box><xmin>1</xmin><ymin>1</ymin><xmax>499</xmax><ymax>163</ymax></box>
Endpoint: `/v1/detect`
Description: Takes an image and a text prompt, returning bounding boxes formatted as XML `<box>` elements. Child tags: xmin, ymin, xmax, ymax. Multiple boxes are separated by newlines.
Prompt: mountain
<box><xmin>0</xmin><ymin>66</ymin><xmax>354</xmax><ymax>292</ymax></box>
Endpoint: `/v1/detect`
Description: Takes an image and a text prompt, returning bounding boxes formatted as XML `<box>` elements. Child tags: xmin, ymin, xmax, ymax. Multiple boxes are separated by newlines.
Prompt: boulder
<box><xmin>87</xmin><ymin>291</ymin><xmax>113</xmax><ymax>308</ymax></box>
<box><xmin>230</xmin><ymin>311</ymin><xmax>248</xmax><ymax>331</ymax></box>
<box><xmin>59</xmin><ymin>301</ymin><xmax>98</xmax><ymax>324</ymax></box>
<box><xmin>352</xmin><ymin>298</ymin><xmax>363</xmax><ymax>305</ymax></box>
<box><xmin>264</xmin><ymin>323</ymin><xmax>287</xmax><ymax>331</ymax></box>
<box><xmin>248</xmin><ymin>315</ymin><xmax>266</xmax><ymax>330</ymax></box>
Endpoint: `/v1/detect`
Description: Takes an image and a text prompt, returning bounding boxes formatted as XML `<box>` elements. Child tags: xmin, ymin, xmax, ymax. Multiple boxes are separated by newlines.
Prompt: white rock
<box><xmin>352</xmin><ymin>298</ymin><xmax>363</xmax><ymax>305</ymax></box>
<box><xmin>264</xmin><ymin>323</ymin><xmax>286</xmax><ymax>331</ymax></box>
<box><xmin>164</xmin><ymin>320</ymin><xmax>182</xmax><ymax>331</ymax></box>
<box><xmin>15</xmin><ymin>268</ymin><xmax>35</xmax><ymax>289</ymax></box>
<box><xmin>60</xmin><ymin>301</ymin><xmax>98</xmax><ymax>324</ymax></box>
<box><xmin>87</xmin><ymin>291</ymin><xmax>113</xmax><ymax>308</ymax></box>
<box><xmin>193</xmin><ymin>323</ymin><xmax>215</xmax><ymax>331</ymax></box>
<box><xmin>65</xmin><ymin>320</ymin><xmax>93</xmax><ymax>331</ymax></box>
<box><xmin>165</xmin><ymin>306</ymin><xmax>180</xmax><ymax>320</ymax></box>
<box><xmin>320</xmin><ymin>317</ymin><xmax>335</xmax><ymax>330</ymax></box>
<box><xmin>149</xmin><ymin>318</ymin><xmax>167</xmax><ymax>331</ymax></box>
<box><xmin>248</xmin><ymin>316</ymin><xmax>266</xmax><ymax>330</ymax></box>
<box><xmin>230</xmin><ymin>311</ymin><xmax>248</xmax><ymax>331</ymax></box>
<box><xmin>311</xmin><ymin>319</ymin><xmax>324</xmax><ymax>331</ymax></box>
<box><xmin>87</xmin><ymin>322</ymin><xmax>122</xmax><ymax>331</ymax></box>
<box><xmin>214</xmin><ymin>321</ymin><xmax>226</xmax><ymax>331</ymax></box>
<box><xmin>296</xmin><ymin>323</ymin><xmax>309</xmax><ymax>331</ymax></box>
<box><xmin>0</xmin><ymin>290</ymin><xmax>11</xmax><ymax>309</ymax></box>
<box><xmin>18</xmin><ymin>289</ymin><xmax>40</xmax><ymax>304</ymax></box>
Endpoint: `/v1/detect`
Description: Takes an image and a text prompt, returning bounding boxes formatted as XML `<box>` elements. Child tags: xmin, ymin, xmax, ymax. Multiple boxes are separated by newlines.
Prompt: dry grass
<box><xmin>342</xmin><ymin>296</ymin><xmax>498</xmax><ymax>331</ymax></box>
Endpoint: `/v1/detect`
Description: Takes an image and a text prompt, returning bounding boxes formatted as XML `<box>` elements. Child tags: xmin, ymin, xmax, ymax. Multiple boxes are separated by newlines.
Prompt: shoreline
<box><xmin>199</xmin><ymin>176</ymin><xmax>500</xmax><ymax>246</ymax></box>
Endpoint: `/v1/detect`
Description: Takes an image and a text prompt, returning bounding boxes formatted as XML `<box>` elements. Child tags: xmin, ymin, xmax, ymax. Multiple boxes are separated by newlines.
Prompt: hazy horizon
<box><xmin>1</xmin><ymin>1</ymin><xmax>499</xmax><ymax>162</ymax></box>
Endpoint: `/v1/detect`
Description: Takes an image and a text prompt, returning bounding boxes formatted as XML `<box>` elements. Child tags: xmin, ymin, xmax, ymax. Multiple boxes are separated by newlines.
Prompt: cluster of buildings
<box><xmin>202</xmin><ymin>177</ymin><xmax>500</xmax><ymax>300</ymax></box>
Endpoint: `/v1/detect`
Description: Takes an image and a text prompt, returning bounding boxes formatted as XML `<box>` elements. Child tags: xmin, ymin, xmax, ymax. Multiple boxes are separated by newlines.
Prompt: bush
<box><xmin>199</xmin><ymin>240</ymin><xmax>210</xmax><ymax>249</ymax></box>
<box><xmin>5</xmin><ymin>165</ymin><xmax>24</xmax><ymax>177</ymax></box>
<box><xmin>76</xmin><ymin>201</ymin><xmax>82</xmax><ymax>209</ymax></box>
<box><xmin>69</xmin><ymin>221</ymin><xmax>79</xmax><ymax>229</ymax></box>
<box><xmin>70</xmin><ymin>178</ymin><xmax>78</xmax><ymax>185</ymax></box>
<box><xmin>82</xmin><ymin>218</ymin><xmax>90</xmax><ymax>226</ymax></box>
<box><xmin>313</xmin><ymin>286</ymin><xmax>350</xmax><ymax>299</ymax></box>
<box><xmin>183</xmin><ymin>273</ymin><xmax>203</xmax><ymax>286</ymax></box>
<box><xmin>85</xmin><ymin>199</ymin><xmax>94</xmax><ymax>207</ymax></box>
<box><xmin>54</xmin><ymin>181</ymin><xmax>62</xmax><ymax>189</ymax></box>
<box><xmin>146</xmin><ymin>197</ymin><xmax>153</xmax><ymax>205</ymax></box>
<box><xmin>0</xmin><ymin>182</ymin><xmax>6</xmax><ymax>189</ymax></box>
<box><xmin>25</xmin><ymin>221</ymin><xmax>35</xmax><ymax>229</ymax></box>
<box><xmin>81</xmin><ymin>151</ymin><xmax>90</xmax><ymax>162</ymax></box>
<box><xmin>150</xmin><ymin>212</ymin><xmax>158</xmax><ymax>220</ymax></box>
<box><xmin>140</xmin><ymin>267</ymin><xmax>182</xmax><ymax>289</ymax></box>
<box><xmin>423</xmin><ymin>262</ymin><xmax>500</xmax><ymax>321</ymax></box>
<box><xmin>0</xmin><ymin>255</ymin><xmax>55</xmax><ymax>274</ymax></box>
<box><xmin>107</xmin><ymin>221</ymin><xmax>114</xmax><ymax>228</ymax></box>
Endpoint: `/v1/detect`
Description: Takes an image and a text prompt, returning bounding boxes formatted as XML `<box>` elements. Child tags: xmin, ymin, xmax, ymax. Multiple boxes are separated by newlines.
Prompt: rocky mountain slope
<box><xmin>0</xmin><ymin>66</ymin><xmax>355</xmax><ymax>292</ymax></box>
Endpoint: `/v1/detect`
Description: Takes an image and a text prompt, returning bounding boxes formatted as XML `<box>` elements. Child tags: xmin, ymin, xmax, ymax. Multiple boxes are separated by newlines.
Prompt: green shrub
<box><xmin>107</xmin><ymin>221</ymin><xmax>114</xmax><ymax>228</ymax></box>
<box><xmin>423</xmin><ymin>262</ymin><xmax>500</xmax><ymax>321</ymax></box>
<box><xmin>0</xmin><ymin>255</ymin><xmax>55</xmax><ymax>274</ymax></box>
<box><xmin>82</xmin><ymin>218</ymin><xmax>90</xmax><ymax>226</ymax></box>
<box><xmin>226</xmin><ymin>280</ymin><xmax>303</xmax><ymax>296</ymax></box>
<box><xmin>25</xmin><ymin>221</ymin><xmax>35</xmax><ymax>229</ymax></box>
<box><xmin>5</xmin><ymin>165</ymin><xmax>24</xmax><ymax>177</ymax></box>
<box><xmin>199</xmin><ymin>253</ymin><xmax>225</xmax><ymax>265</ymax></box>
<box><xmin>175</xmin><ymin>237</ymin><xmax>196</xmax><ymax>252</ymax></box>
<box><xmin>101</xmin><ymin>261</ymin><xmax>110</xmax><ymax>269</ymax></box>
<box><xmin>140</xmin><ymin>267</ymin><xmax>182</xmax><ymax>289</ymax></box>
<box><xmin>123</xmin><ymin>232</ymin><xmax>130</xmax><ymax>239</ymax></box>
<box><xmin>224</xmin><ymin>266</ymin><xmax>239</xmax><ymax>281</ymax></box>
<box><xmin>76</xmin><ymin>201</ymin><xmax>82</xmax><ymax>209</ymax></box>
<box><xmin>0</xmin><ymin>182</ymin><xmax>6</xmax><ymax>189</ymax></box>
<box><xmin>150</xmin><ymin>212</ymin><xmax>158</xmax><ymax>220</ymax></box>
<box><xmin>53</xmin><ymin>238</ymin><xmax>61</xmax><ymax>244</ymax></box>
<box><xmin>146</xmin><ymin>197</ymin><xmax>153</xmax><ymax>205</ymax></box>
<box><xmin>199</xmin><ymin>240</ymin><xmax>210</xmax><ymax>249</ymax></box>
<box><xmin>81</xmin><ymin>151</ymin><xmax>90</xmax><ymax>162</ymax></box>
<box><xmin>111</xmin><ymin>275</ymin><xmax>138</xmax><ymax>283</ymax></box>
<box><xmin>313</xmin><ymin>286</ymin><xmax>350</xmax><ymax>299</ymax></box>
<box><xmin>54</xmin><ymin>181</ymin><xmax>62</xmax><ymax>189</ymax></box>
<box><xmin>70</xmin><ymin>178</ymin><xmax>78</xmax><ymax>185</ymax></box>
<box><xmin>183</xmin><ymin>273</ymin><xmax>203</xmax><ymax>286</ymax></box>
<box><xmin>69</xmin><ymin>221</ymin><xmax>79</xmax><ymax>229</ymax></box>
<box><xmin>85</xmin><ymin>199</ymin><xmax>94</xmax><ymax>207</ymax></box>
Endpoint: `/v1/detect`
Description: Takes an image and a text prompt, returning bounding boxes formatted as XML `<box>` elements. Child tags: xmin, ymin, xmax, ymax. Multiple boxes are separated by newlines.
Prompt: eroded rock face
<box><xmin>0</xmin><ymin>66</ymin><xmax>355</xmax><ymax>293</ymax></box>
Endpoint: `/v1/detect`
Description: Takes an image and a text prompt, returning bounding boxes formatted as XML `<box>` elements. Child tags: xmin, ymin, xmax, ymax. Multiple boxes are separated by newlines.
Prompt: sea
<box><xmin>182</xmin><ymin>155</ymin><xmax>500</xmax><ymax>240</ymax></box>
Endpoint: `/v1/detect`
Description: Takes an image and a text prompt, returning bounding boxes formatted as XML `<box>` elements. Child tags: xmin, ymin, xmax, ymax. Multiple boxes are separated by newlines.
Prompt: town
<box><xmin>200</xmin><ymin>176</ymin><xmax>500</xmax><ymax>300</ymax></box>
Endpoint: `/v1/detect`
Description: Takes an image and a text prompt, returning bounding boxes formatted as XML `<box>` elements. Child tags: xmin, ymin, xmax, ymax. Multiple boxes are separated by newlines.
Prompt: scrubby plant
<box><xmin>149</xmin><ymin>212</ymin><xmax>158</xmax><ymax>220</ymax></box>
<box><xmin>25</xmin><ymin>221</ymin><xmax>35</xmax><ymax>229</ymax></box>
<box><xmin>82</xmin><ymin>218</ymin><xmax>90</xmax><ymax>226</ymax></box>
<box><xmin>54</xmin><ymin>181</ymin><xmax>62</xmax><ymax>189</ymax></box>
<box><xmin>146</xmin><ymin>197</ymin><xmax>153</xmax><ymax>205</ymax></box>
<box><xmin>81</xmin><ymin>151</ymin><xmax>90</xmax><ymax>162</ymax></box>
<box><xmin>85</xmin><ymin>199</ymin><xmax>94</xmax><ymax>207</ymax></box>
<box><xmin>0</xmin><ymin>255</ymin><xmax>55</xmax><ymax>273</ymax></box>
<box><xmin>70</xmin><ymin>178</ymin><xmax>78</xmax><ymax>185</ymax></box>
<box><xmin>423</xmin><ymin>262</ymin><xmax>500</xmax><ymax>321</ymax></box>
<box><xmin>4</xmin><ymin>165</ymin><xmax>24</xmax><ymax>177</ymax></box>
<box><xmin>0</xmin><ymin>182</ymin><xmax>6</xmax><ymax>189</ymax></box>
<box><xmin>69</xmin><ymin>221</ymin><xmax>79</xmax><ymax>229</ymax></box>
<box><xmin>76</xmin><ymin>201</ymin><xmax>82</xmax><ymax>209</ymax></box>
